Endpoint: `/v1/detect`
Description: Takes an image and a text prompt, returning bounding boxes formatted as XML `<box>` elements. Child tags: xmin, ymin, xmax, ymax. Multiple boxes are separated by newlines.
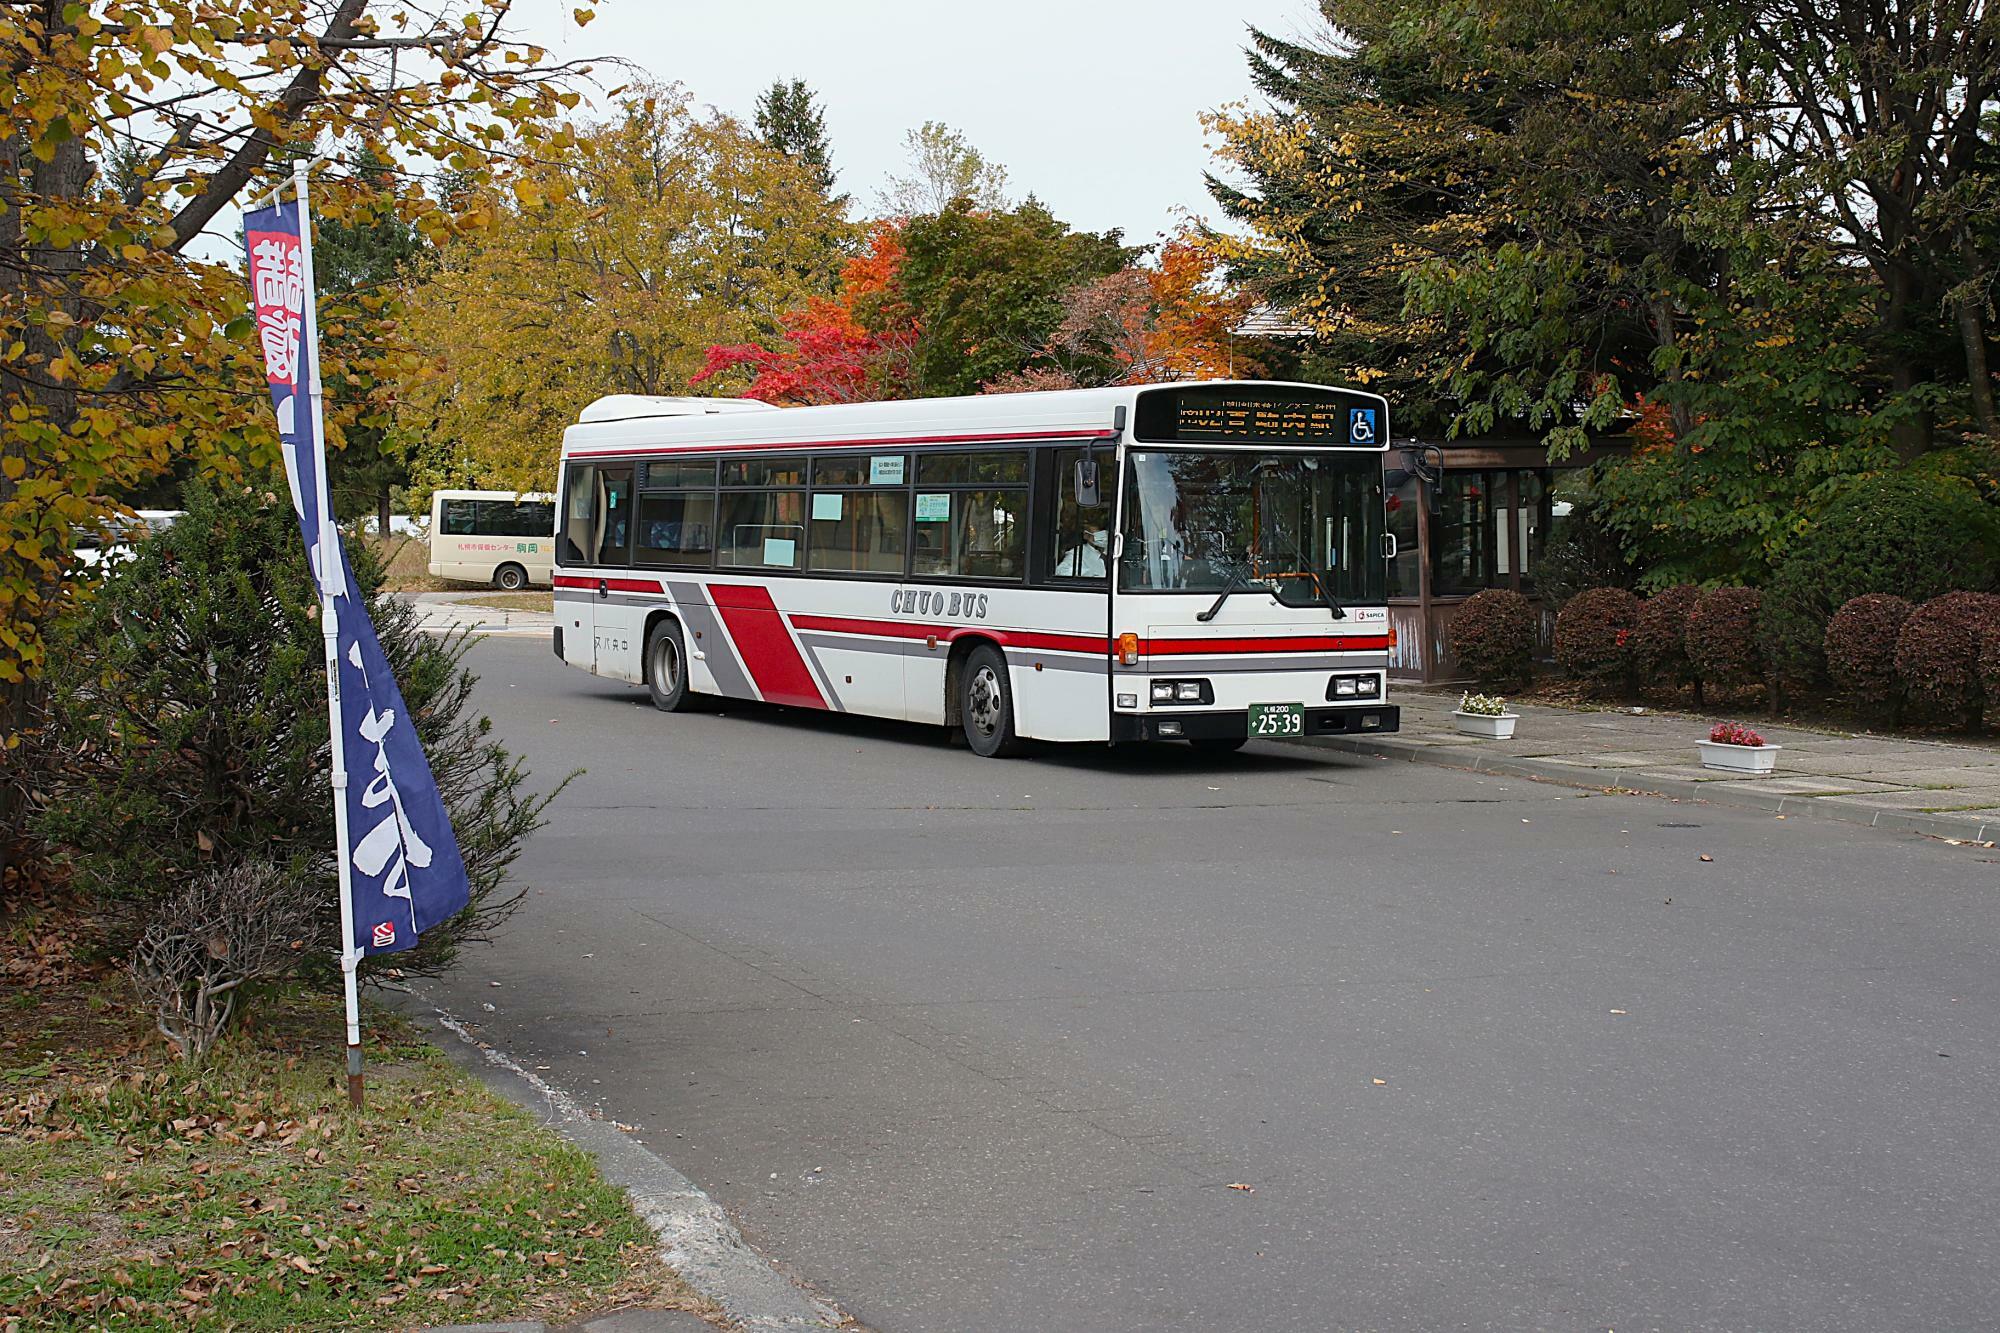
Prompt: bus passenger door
<box><xmin>557</xmin><ymin>463</ymin><xmax>635</xmax><ymax>676</ymax></box>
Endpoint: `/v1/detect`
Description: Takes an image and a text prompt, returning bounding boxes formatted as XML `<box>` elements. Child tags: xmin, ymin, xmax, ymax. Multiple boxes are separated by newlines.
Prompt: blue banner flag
<box><xmin>245</xmin><ymin>195</ymin><xmax>470</xmax><ymax>958</ymax></box>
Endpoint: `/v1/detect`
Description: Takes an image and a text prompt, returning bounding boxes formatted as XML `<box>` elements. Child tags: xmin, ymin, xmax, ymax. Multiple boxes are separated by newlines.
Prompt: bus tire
<box><xmin>644</xmin><ymin>619</ymin><xmax>694</xmax><ymax>713</ymax></box>
<box><xmin>494</xmin><ymin>562</ymin><xmax>528</xmax><ymax>591</ymax></box>
<box><xmin>1190</xmin><ymin>736</ymin><xmax>1249</xmax><ymax>754</ymax></box>
<box><xmin>960</xmin><ymin>644</ymin><xmax>1024</xmax><ymax>758</ymax></box>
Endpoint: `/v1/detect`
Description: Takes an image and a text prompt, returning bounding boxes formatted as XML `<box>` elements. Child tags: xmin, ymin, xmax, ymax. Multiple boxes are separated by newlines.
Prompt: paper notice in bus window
<box><xmin>915</xmin><ymin>492</ymin><xmax>951</xmax><ymax>522</ymax></box>
<box><xmin>763</xmin><ymin>537</ymin><xmax>797</xmax><ymax>566</ymax></box>
<box><xmin>870</xmin><ymin>455</ymin><xmax>906</xmax><ymax>485</ymax></box>
<box><xmin>812</xmin><ymin>493</ymin><xmax>844</xmax><ymax>521</ymax></box>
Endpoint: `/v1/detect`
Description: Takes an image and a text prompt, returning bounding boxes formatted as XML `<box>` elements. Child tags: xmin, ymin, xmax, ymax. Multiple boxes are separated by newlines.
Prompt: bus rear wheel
<box><xmin>494</xmin><ymin>562</ymin><xmax>528</xmax><ymax>591</ymax></box>
<box><xmin>645</xmin><ymin>619</ymin><xmax>694</xmax><ymax>713</ymax></box>
<box><xmin>960</xmin><ymin>645</ymin><xmax>1024</xmax><ymax>757</ymax></box>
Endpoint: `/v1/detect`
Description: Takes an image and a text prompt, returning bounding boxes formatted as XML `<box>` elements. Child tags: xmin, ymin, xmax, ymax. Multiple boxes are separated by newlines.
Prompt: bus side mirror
<box><xmin>1074</xmin><ymin>457</ymin><xmax>1100</xmax><ymax>508</ymax></box>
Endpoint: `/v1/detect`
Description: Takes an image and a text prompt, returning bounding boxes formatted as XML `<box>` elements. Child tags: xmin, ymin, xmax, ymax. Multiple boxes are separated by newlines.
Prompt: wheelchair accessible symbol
<box><xmin>1349</xmin><ymin>407</ymin><xmax>1378</xmax><ymax>444</ymax></box>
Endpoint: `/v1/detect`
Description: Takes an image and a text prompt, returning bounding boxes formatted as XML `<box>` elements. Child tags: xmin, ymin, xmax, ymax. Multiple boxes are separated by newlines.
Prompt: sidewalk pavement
<box><xmin>402</xmin><ymin>590</ymin><xmax>556</xmax><ymax>638</ymax></box>
<box><xmin>1309</xmin><ymin>687</ymin><xmax>2000</xmax><ymax>845</ymax></box>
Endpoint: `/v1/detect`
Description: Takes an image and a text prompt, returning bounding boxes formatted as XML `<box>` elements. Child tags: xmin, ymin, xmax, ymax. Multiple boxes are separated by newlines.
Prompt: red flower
<box><xmin>1708</xmin><ymin>720</ymin><xmax>1764</xmax><ymax>747</ymax></box>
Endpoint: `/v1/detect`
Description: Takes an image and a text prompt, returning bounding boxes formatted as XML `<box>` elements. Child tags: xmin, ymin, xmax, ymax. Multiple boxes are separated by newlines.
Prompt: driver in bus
<box><xmin>1058</xmin><ymin>526</ymin><xmax>1107</xmax><ymax>578</ymax></box>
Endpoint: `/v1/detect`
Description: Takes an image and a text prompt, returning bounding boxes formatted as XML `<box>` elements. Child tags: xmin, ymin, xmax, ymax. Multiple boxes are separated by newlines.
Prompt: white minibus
<box><xmin>427</xmin><ymin>490</ymin><xmax>556</xmax><ymax>589</ymax></box>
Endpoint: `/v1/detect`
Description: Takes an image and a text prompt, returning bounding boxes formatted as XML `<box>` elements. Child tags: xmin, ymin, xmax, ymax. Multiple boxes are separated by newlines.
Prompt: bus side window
<box><xmin>442</xmin><ymin>498</ymin><xmax>479</xmax><ymax>537</ymax></box>
<box><xmin>1050</xmin><ymin>447</ymin><xmax>1110</xmax><ymax>581</ymax></box>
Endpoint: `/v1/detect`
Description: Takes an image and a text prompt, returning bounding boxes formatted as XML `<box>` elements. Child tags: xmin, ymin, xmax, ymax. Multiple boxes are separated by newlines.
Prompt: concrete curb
<box><xmin>1299</xmin><ymin>734</ymin><xmax>2000</xmax><ymax>844</ymax></box>
<box><xmin>406</xmin><ymin>988</ymin><xmax>847</xmax><ymax>1332</ymax></box>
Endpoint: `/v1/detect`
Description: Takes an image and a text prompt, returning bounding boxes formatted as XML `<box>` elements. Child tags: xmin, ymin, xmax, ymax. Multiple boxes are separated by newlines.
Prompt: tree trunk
<box><xmin>377</xmin><ymin>485</ymin><xmax>392</xmax><ymax>542</ymax></box>
<box><xmin>1957</xmin><ymin>233</ymin><xmax>1997</xmax><ymax>438</ymax></box>
<box><xmin>1883</xmin><ymin>266</ymin><xmax>1934</xmax><ymax>459</ymax></box>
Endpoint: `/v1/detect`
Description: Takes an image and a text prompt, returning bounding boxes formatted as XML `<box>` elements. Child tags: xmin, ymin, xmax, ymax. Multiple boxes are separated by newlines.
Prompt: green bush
<box><xmin>1687</xmin><ymin>587</ymin><xmax>1764</xmax><ymax>691</ymax></box>
<box><xmin>1448</xmin><ymin>588</ymin><xmax>1537</xmax><ymax>686</ymax></box>
<box><xmin>1534</xmin><ymin>495</ymin><xmax>1641</xmax><ymax>612</ymax></box>
<box><xmin>1553</xmin><ymin>586</ymin><xmax>1639</xmax><ymax>687</ymax></box>
<box><xmin>1631</xmin><ymin>584</ymin><xmax>1701</xmax><ymax>694</ymax></box>
<box><xmin>1824</xmin><ymin>594</ymin><xmax>1913</xmax><ymax>722</ymax></box>
<box><xmin>1894</xmin><ymin>592</ymin><xmax>2000</xmax><ymax>727</ymax></box>
<box><xmin>1761</xmin><ymin>475</ymin><xmax>2000</xmax><ymax>686</ymax></box>
<box><xmin>35</xmin><ymin>484</ymin><xmax>564</xmax><ymax>982</ymax></box>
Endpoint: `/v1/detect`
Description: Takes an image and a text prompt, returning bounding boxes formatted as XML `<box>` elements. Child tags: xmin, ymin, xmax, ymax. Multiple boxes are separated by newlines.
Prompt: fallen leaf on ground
<box><xmin>1226</xmin><ymin>1183</ymin><xmax>1255</xmax><ymax>1192</ymax></box>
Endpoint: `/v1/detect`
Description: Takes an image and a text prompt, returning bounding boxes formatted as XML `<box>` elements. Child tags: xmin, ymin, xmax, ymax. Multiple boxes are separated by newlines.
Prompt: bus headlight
<box><xmin>1150</xmin><ymin>679</ymin><xmax>1213</xmax><ymax>705</ymax></box>
<box><xmin>1328</xmin><ymin>674</ymin><xmax>1381</xmax><ymax>700</ymax></box>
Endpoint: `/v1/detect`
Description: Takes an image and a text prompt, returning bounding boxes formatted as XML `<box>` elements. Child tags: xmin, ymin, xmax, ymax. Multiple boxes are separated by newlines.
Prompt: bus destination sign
<box><xmin>1133</xmin><ymin>385</ymin><xmax>1382</xmax><ymax>447</ymax></box>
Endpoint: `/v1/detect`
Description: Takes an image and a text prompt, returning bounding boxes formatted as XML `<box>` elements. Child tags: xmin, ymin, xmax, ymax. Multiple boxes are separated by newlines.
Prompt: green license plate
<box><xmin>1248</xmin><ymin>703</ymin><xmax>1305</xmax><ymax>738</ymax></box>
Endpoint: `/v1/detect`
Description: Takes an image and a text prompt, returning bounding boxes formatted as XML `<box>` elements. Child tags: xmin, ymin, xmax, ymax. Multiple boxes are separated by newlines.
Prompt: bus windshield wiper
<box><xmin>1195</xmin><ymin>560</ymin><xmax>1259</xmax><ymax>623</ymax></box>
<box><xmin>1269</xmin><ymin>532</ymin><xmax>1346</xmax><ymax>621</ymax></box>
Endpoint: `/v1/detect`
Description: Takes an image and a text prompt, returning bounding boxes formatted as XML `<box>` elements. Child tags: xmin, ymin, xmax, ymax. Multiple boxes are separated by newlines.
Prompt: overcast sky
<box><xmin>513</xmin><ymin>0</ymin><xmax>1328</xmax><ymax>244</ymax></box>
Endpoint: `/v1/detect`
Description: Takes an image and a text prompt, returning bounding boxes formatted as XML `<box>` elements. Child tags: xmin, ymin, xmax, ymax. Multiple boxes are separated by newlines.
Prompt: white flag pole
<box><xmin>291</xmin><ymin>159</ymin><xmax>367</xmax><ymax>1111</ymax></box>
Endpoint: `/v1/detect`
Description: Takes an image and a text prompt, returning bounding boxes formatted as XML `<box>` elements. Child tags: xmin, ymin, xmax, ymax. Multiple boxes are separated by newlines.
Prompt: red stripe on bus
<box><xmin>1142</xmin><ymin>634</ymin><xmax>1391</xmax><ymax>655</ymax></box>
<box><xmin>552</xmin><ymin>574</ymin><xmax>664</xmax><ymax>593</ymax></box>
<box><xmin>708</xmin><ymin>584</ymin><xmax>827</xmax><ymax>709</ymax></box>
<box><xmin>567</xmin><ymin>428</ymin><xmax>1118</xmax><ymax>459</ymax></box>
<box><xmin>789</xmin><ymin>614</ymin><xmax>1106</xmax><ymax>656</ymax></box>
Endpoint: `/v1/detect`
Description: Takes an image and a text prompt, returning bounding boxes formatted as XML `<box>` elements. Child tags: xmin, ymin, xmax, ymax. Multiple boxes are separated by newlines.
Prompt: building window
<box><xmin>1430</xmin><ymin>472</ymin><xmax>1493</xmax><ymax>597</ymax></box>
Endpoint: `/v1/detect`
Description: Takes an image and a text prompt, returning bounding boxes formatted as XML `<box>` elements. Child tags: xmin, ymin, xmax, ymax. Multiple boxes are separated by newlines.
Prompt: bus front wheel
<box><xmin>645</xmin><ymin>619</ymin><xmax>694</xmax><ymax>713</ymax></box>
<box><xmin>960</xmin><ymin>645</ymin><xmax>1025</xmax><ymax>758</ymax></box>
<box><xmin>494</xmin><ymin>562</ymin><xmax>528</xmax><ymax>591</ymax></box>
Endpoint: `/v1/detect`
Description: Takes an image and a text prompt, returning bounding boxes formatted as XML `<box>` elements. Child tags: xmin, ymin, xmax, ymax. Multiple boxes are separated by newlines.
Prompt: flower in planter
<box><xmin>1708</xmin><ymin>720</ymin><xmax>1766</xmax><ymax>747</ymax></box>
<box><xmin>1458</xmin><ymin>692</ymin><xmax>1510</xmax><ymax>717</ymax></box>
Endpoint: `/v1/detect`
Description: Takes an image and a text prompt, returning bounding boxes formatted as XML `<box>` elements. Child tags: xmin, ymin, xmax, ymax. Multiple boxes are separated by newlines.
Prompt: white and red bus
<box><xmin>551</xmin><ymin>382</ymin><xmax>1399</xmax><ymax>757</ymax></box>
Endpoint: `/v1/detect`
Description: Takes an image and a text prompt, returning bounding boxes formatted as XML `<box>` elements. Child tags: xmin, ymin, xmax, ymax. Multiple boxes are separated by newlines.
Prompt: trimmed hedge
<box><xmin>1631</xmin><ymin>584</ymin><xmax>1701</xmax><ymax>692</ymax></box>
<box><xmin>1686</xmin><ymin>587</ymin><xmax>1764</xmax><ymax>690</ymax></box>
<box><xmin>1449</xmin><ymin>588</ymin><xmax>1537</xmax><ymax>686</ymax></box>
<box><xmin>1982</xmin><ymin>627</ymin><xmax>2000</xmax><ymax>724</ymax></box>
<box><xmin>1761</xmin><ymin>474</ymin><xmax>2000</xmax><ymax>686</ymax></box>
<box><xmin>1553</xmin><ymin>586</ymin><xmax>1639</xmax><ymax>686</ymax></box>
<box><xmin>1824</xmin><ymin>594</ymin><xmax>1913</xmax><ymax>719</ymax></box>
<box><xmin>1894</xmin><ymin>592</ymin><xmax>2000</xmax><ymax>726</ymax></box>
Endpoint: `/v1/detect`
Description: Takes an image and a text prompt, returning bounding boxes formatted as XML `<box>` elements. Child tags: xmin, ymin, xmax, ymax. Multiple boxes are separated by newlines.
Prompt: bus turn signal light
<box><xmin>1117</xmin><ymin>632</ymin><xmax>1140</xmax><ymax>666</ymax></box>
<box><xmin>1387</xmin><ymin>626</ymin><xmax>1398</xmax><ymax>647</ymax></box>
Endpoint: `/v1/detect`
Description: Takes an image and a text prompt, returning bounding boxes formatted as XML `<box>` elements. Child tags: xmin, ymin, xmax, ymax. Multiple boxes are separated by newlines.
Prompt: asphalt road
<box><xmin>429</xmin><ymin>636</ymin><xmax>2000</xmax><ymax>1332</ymax></box>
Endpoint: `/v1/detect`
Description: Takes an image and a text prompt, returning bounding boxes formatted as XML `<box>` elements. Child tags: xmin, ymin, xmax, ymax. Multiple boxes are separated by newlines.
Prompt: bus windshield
<box><xmin>1117</xmin><ymin>450</ymin><xmax>1386</xmax><ymax>607</ymax></box>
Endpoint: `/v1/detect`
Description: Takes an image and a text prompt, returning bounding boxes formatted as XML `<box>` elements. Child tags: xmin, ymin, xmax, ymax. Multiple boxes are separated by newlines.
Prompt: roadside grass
<box><xmin>370</xmin><ymin>533</ymin><xmax>450</xmax><ymax>593</ymax></box>
<box><xmin>456</xmin><ymin>592</ymin><xmax>554</xmax><ymax>613</ymax></box>
<box><xmin>0</xmin><ymin>963</ymin><xmax>709</xmax><ymax>1332</ymax></box>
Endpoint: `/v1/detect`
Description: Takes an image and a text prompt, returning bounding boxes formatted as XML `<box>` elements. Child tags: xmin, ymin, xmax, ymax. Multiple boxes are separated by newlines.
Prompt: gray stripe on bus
<box><xmin>795</xmin><ymin>631</ymin><xmax>918</xmax><ymax>659</ymax></box>
<box><xmin>659</xmin><ymin>580</ymin><xmax>756</xmax><ymax>700</ymax></box>
<box><xmin>1003</xmin><ymin>648</ymin><xmax>1107</xmax><ymax>676</ymax></box>
<box><xmin>793</xmin><ymin>639</ymin><xmax>848</xmax><ymax>713</ymax></box>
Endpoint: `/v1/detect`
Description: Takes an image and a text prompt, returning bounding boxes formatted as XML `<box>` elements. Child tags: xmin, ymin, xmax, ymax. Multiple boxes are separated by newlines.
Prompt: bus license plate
<box><xmin>1248</xmin><ymin>703</ymin><xmax>1305</xmax><ymax>738</ymax></box>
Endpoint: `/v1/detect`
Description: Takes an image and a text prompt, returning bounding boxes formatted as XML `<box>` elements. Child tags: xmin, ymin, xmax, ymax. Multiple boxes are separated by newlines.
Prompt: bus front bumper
<box><xmin>1111</xmin><ymin>705</ymin><xmax>1401</xmax><ymax>743</ymax></box>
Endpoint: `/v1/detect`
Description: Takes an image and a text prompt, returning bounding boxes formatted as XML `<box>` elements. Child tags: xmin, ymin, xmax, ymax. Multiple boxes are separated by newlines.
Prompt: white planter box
<box><xmin>1453</xmin><ymin>711</ymin><xmax>1519</xmax><ymax>740</ymax></box>
<box><xmin>1697</xmin><ymin>740</ymin><xmax>1781</xmax><ymax>775</ymax></box>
